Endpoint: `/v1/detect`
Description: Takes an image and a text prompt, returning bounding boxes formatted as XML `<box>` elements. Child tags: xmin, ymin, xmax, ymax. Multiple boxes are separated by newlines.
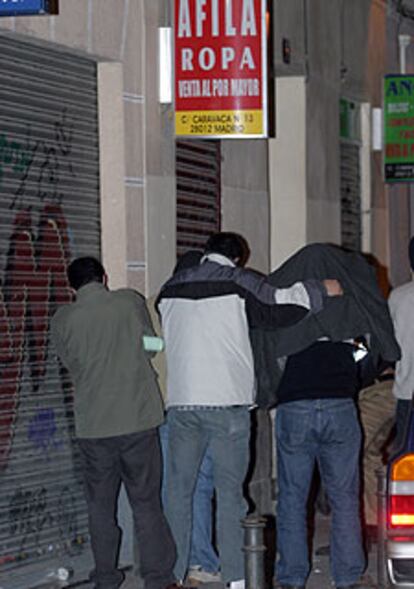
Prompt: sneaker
<box><xmin>187</xmin><ymin>566</ymin><xmax>221</xmax><ymax>584</ymax></box>
<box><xmin>228</xmin><ymin>580</ymin><xmax>245</xmax><ymax>589</ymax></box>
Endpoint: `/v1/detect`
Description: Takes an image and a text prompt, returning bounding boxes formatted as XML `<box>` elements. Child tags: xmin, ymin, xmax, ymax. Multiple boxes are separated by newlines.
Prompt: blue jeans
<box><xmin>165</xmin><ymin>407</ymin><xmax>250</xmax><ymax>583</ymax></box>
<box><xmin>159</xmin><ymin>423</ymin><xmax>219</xmax><ymax>573</ymax></box>
<box><xmin>275</xmin><ymin>398</ymin><xmax>365</xmax><ymax>587</ymax></box>
<box><xmin>189</xmin><ymin>448</ymin><xmax>219</xmax><ymax>571</ymax></box>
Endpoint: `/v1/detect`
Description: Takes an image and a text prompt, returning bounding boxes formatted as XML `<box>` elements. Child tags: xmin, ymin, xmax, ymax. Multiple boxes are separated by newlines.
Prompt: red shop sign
<box><xmin>174</xmin><ymin>0</ymin><xmax>268</xmax><ymax>138</ymax></box>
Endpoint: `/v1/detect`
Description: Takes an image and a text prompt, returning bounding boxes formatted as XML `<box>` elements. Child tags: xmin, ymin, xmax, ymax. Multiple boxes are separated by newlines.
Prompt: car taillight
<box><xmin>390</xmin><ymin>496</ymin><xmax>414</xmax><ymax>526</ymax></box>
<box><xmin>389</xmin><ymin>454</ymin><xmax>414</xmax><ymax>529</ymax></box>
<box><xmin>391</xmin><ymin>455</ymin><xmax>414</xmax><ymax>481</ymax></box>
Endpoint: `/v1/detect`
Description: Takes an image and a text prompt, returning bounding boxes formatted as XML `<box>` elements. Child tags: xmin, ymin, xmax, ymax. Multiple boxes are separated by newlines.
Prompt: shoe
<box><xmin>187</xmin><ymin>566</ymin><xmax>221</xmax><ymax>584</ymax></box>
<box><xmin>228</xmin><ymin>580</ymin><xmax>245</xmax><ymax>589</ymax></box>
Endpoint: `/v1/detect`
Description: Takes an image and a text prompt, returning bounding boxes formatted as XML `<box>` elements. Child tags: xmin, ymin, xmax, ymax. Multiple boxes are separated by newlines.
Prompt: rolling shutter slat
<box><xmin>0</xmin><ymin>33</ymin><xmax>99</xmax><ymax>588</ymax></box>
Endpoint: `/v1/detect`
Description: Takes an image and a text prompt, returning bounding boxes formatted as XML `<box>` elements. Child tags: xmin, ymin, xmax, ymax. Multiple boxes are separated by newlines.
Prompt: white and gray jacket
<box><xmin>157</xmin><ymin>253</ymin><xmax>326</xmax><ymax>408</ymax></box>
<box><xmin>389</xmin><ymin>279</ymin><xmax>414</xmax><ymax>401</ymax></box>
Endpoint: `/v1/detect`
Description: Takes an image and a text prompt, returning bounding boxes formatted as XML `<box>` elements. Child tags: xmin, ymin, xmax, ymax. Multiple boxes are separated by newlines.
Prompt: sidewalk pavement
<box><xmin>105</xmin><ymin>512</ymin><xmax>380</xmax><ymax>589</ymax></box>
<box><xmin>32</xmin><ymin>512</ymin><xmax>381</xmax><ymax>589</ymax></box>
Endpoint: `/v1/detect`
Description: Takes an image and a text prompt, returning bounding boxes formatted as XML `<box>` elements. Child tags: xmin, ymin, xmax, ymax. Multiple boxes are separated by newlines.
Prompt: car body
<box><xmin>387</xmin><ymin>418</ymin><xmax>414</xmax><ymax>587</ymax></box>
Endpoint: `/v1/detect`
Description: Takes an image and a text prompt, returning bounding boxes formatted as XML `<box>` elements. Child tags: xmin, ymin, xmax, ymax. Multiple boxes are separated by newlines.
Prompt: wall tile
<box><xmin>127</xmin><ymin>268</ymin><xmax>146</xmax><ymax>293</ymax></box>
<box><xmin>126</xmin><ymin>184</ymin><xmax>145</xmax><ymax>262</ymax></box>
<box><xmin>124</xmin><ymin>99</ymin><xmax>145</xmax><ymax>179</ymax></box>
<box><xmin>53</xmin><ymin>0</ymin><xmax>89</xmax><ymax>51</ymax></box>
<box><xmin>122</xmin><ymin>0</ymin><xmax>144</xmax><ymax>96</ymax></box>
<box><xmin>15</xmin><ymin>14</ymin><xmax>50</xmax><ymax>39</ymax></box>
<box><xmin>91</xmin><ymin>0</ymin><xmax>124</xmax><ymax>59</ymax></box>
<box><xmin>0</xmin><ymin>18</ymin><xmax>16</xmax><ymax>31</ymax></box>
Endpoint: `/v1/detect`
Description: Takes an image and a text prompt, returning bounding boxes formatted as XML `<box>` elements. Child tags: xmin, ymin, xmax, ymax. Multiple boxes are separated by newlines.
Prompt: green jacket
<box><xmin>51</xmin><ymin>282</ymin><xmax>164</xmax><ymax>438</ymax></box>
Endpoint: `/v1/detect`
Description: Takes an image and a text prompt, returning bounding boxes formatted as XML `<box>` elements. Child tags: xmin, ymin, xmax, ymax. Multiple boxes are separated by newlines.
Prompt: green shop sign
<box><xmin>384</xmin><ymin>74</ymin><xmax>414</xmax><ymax>182</ymax></box>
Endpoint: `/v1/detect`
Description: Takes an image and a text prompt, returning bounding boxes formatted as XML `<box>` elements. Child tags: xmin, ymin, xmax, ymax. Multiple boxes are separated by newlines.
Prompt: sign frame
<box><xmin>0</xmin><ymin>0</ymin><xmax>53</xmax><ymax>16</ymax></box>
<box><xmin>384</xmin><ymin>74</ymin><xmax>414</xmax><ymax>183</ymax></box>
<box><xmin>174</xmin><ymin>0</ymin><xmax>268</xmax><ymax>140</ymax></box>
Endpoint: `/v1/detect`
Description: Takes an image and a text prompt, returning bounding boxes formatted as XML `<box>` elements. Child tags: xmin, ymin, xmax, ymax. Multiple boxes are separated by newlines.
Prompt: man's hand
<box><xmin>323</xmin><ymin>279</ymin><xmax>343</xmax><ymax>297</ymax></box>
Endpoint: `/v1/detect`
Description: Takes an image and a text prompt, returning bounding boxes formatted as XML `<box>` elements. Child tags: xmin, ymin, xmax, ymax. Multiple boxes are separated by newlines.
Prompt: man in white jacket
<box><xmin>157</xmin><ymin>233</ymin><xmax>342</xmax><ymax>588</ymax></box>
<box><xmin>389</xmin><ymin>236</ymin><xmax>414</xmax><ymax>449</ymax></box>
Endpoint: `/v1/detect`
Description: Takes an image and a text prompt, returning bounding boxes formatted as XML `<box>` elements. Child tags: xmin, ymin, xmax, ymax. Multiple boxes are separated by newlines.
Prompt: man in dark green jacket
<box><xmin>51</xmin><ymin>256</ymin><xmax>176</xmax><ymax>589</ymax></box>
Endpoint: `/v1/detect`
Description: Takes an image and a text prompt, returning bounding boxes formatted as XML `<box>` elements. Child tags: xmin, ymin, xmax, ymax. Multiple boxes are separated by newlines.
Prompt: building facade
<box><xmin>0</xmin><ymin>1</ymin><xmax>413</xmax><ymax>586</ymax></box>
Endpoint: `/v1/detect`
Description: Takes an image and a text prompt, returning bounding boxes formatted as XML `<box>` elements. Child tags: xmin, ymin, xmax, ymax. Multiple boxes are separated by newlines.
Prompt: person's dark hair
<box><xmin>204</xmin><ymin>232</ymin><xmax>250</xmax><ymax>266</ymax></box>
<box><xmin>173</xmin><ymin>250</ymin><xmax>202</xmax><ymax>274</ymax></box>
<box><xmin>409</xmin><ymin>236</ymin><xmax>414</xmax><ymax>272</ymax></box>
<box><xmin>67</xmin><ymin>256</ymin><xmax>105</xmax><ymax>290</ymax></box>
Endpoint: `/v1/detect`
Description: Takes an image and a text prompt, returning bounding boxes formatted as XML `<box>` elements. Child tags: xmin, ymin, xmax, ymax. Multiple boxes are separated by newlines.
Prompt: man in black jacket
<box><xmin>275</xmin><ymin>340</ymin><xmax>365</xmax><ymax>589</ymax></box>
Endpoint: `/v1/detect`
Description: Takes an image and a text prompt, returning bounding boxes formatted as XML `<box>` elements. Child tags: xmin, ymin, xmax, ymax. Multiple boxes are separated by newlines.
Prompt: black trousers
<box><xmin>78</xmin><ymin>428</ymin><xmax>176</xmax><ymax>589</ymax></box>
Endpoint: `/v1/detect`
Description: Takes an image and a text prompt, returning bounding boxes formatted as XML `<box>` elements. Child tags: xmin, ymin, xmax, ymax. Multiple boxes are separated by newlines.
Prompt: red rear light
<box><xmin>389</xmin><ymin>454</ymin><xmax>414</xmax><ymax>529</ymax></box>
<box><xmin>390</xmin><ymin>495</ymin><xmax>414</xmax><ymax>527</ymax></box>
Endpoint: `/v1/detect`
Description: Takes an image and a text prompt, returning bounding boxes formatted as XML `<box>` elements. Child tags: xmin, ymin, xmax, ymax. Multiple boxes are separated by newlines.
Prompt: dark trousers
<box><xmin>78</xmin><ymin>428</ymin><xmax>176</xmax><ymax>589</ymax></box>
<box><xmin>395</xmin><ymin>399</ymin><xmax>411</xmax><ymax>451</ymax></box>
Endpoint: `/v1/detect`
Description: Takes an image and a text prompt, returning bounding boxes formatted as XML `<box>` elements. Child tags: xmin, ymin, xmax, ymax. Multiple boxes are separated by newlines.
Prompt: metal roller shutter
<box><xmin>340</xmin><ymin>142</ymin><xmax>361</xmax><ymax>252</ymax></box>
<box><xmin>176</xmin><ymin>139</ymin><xmax>221</xmax><ymax>256</ymax></box>
<box><xmin>0</xmin><ymin>34</ymin><xmax>100</xmax><ymax>587</ymax></box>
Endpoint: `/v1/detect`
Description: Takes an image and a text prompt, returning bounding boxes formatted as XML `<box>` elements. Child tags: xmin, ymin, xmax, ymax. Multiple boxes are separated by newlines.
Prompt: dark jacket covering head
<box><xmin>251</xmin><ymin>243</ymin><xmax>401</xmax><ymax>408</ymax></box>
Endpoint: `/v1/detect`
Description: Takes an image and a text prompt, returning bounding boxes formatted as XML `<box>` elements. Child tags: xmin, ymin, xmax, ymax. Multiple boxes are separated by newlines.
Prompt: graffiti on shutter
<box><xmin>0</xmin><ymin>34</ymin><xmax>99</xmax><ymax>587</ymax></box>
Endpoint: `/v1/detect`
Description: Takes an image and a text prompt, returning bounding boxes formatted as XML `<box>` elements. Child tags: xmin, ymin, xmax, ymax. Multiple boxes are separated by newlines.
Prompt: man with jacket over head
<box><xmin>251</xmin><ymin>243</ymin><xmax>400</xmax><ymax>589</ymax></box>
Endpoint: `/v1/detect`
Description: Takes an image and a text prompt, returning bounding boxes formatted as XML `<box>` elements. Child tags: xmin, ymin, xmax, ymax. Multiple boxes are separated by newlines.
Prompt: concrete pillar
<box><xmin>97</xmin><ymin>60</ymin><xmax>133</xmax><ymax>568</ymax></box>
<box><xmin>268</xmin><ymin>77</ymin><xmax>307</xmax><ymax>271</ymax></box>
<box><xmin>97</xmin><ymin>61</ymin><xmax>128</xmax><ymax>289</ymax></box>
